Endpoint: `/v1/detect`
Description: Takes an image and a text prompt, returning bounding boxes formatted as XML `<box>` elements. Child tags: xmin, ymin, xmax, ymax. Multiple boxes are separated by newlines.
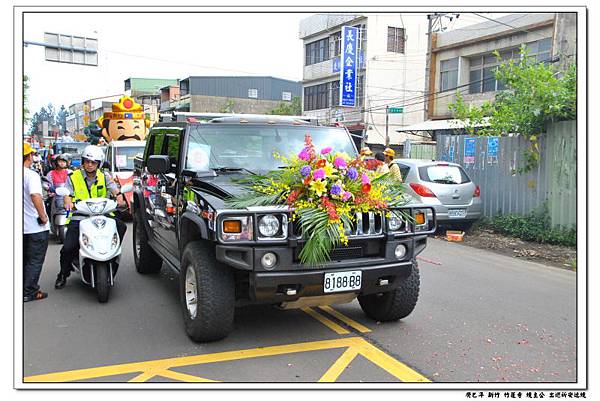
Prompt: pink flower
<box><xmin>333</xmin><ymin>157</ymin><xmax>347</xmax><ymax>169</ymax></box>
<box><xmin>361</xmin><ymin>173</ymin><xmax>371</xmax><ymax>185</ymax></box>
<box><xmin>342</xmin><ymin>191</ymin><xmax>352</xmax><ymax>201</ymax></box>
<box><xmin>320</xmin><ymin>147</ymin><xmax>332</xmax><ymax>155</ymax></box>
<box><xmin>298</xmin><ymin>148</ymin><xmax>310</xmax><ymax>161</ymax></box>
<box><xmin>313</xmin><ymin>168</ymin><xmax>325</xmax><ymax>180</ymax></box>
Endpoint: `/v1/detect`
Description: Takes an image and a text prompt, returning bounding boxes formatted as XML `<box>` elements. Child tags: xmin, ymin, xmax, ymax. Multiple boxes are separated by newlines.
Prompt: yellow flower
<box><xmin>323</xmin><ymin>162</ymin><xmax>336</xmax><ymax>178</ymax></box>
<box><xmin>335</xmin><ymin>152</ymin><xmax>352</xmax><ymax>161</ymax></box>
<box><xmin>309</xmin><ymin>179</ymin><xmax>327</xmax><ymax>197</ymax></box>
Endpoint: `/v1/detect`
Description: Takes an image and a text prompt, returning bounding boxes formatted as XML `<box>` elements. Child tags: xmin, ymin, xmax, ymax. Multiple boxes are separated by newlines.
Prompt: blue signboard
<box><xmin>464</xmin><ymin>137</ymin><xmax>476</xmax><ymax>164</ymax></box>
<box><xmin>340</xmin><ymin>26</ymin><xmax>358</xmax><ymax>107</ymax></box>
<box><xmin>487</xmin><ymin>137</ymin><xmax>499</xmax><ymax>157</ymax></box>
<box><xmin>333</xmin><ymin>51</ymin><xmax>363</xmax><ymax>73</ymax></box>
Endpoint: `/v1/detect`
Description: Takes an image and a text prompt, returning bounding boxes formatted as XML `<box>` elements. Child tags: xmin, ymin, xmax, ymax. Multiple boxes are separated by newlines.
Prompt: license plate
<box><xmin>324</xmin><ymin>271</ymin><xmax>362</xmax><ymax>293</ymax></box>
<box><xmin>448</xmin><ymin>209</ymin><xmax>467</xmax><ymax>218</ymax></box>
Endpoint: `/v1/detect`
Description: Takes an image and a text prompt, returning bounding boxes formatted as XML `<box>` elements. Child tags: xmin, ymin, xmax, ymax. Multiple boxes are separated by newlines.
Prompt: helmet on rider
<box><xmin>81</xmin><ymin>145</ymin><xmax>104</xmax><ymax>171</ymax></box>
<box><xmin>56</xmin><ymin>153</ymin><xmax>71</xmax><ymax>168</ymax></box>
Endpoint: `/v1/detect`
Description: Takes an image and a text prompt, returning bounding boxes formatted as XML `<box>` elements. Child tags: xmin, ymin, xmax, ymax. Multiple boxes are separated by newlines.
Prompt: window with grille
<box><xmin>305</xmin><ymin>38</ymin><xmax>329</xmax><ymax>66</ymax></box>
<box><xmin>440</xmin><ymin>58</ymin><xmax>458</xmax><ymax>92</ymax></box>
<box><xmin>387</xmin><ymin>27</ymin><xmax>405</xmax><ymax>54</ymax></box>
<box><xmin>303</xmin><ymin>83</ymin><xmax>329</xmax><ymax>111</ymax></box>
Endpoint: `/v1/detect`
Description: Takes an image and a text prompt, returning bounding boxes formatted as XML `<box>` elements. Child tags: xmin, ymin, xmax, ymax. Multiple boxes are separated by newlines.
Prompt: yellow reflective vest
<box><xmin>69</xmin><ymin>169</ymin><xmax>107</xmax><ymax>202</ymax></box>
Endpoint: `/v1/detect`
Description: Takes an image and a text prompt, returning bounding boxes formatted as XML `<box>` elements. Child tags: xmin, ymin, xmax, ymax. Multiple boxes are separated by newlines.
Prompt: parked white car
<box><xmin>395</xmin><ymin>159</ymin><xmax>483</xmax><ymax>228</ymax></box>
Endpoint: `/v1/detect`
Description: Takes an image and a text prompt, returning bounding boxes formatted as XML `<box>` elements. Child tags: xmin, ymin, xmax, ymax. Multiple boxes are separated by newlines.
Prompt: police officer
<box><xmin>383</xmin><ymin>148</ymin><xmax>403</xmax><ymax>183</ymax></box>
<box><xmin>55</xmin><ymin>145</ymin><xmax>127</xmax><ymax>289</ymax></box>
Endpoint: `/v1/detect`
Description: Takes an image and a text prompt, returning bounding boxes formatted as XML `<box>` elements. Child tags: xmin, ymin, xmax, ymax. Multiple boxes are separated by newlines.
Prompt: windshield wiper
<box><xmin>212</xmin><ymin>167</ymin><xmax>257</xmax><ymax>175</ymax></box>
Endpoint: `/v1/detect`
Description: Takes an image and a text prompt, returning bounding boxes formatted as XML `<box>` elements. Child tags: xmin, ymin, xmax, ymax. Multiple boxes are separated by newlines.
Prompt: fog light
<box><xmin>261</xmin><ymin>252</ymin><xmax>277</xmax><ymax>269</ymax></box>
<box><xmin>394</xmin><ymin>244</ymin><xmax>407</xmax><ymax>259</ymax></box>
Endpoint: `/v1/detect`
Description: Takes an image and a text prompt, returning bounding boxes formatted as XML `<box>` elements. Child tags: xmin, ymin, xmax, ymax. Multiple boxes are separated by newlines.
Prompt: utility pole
<box><xmin>385</xmin><ymin>105</ymin><xmax>389</xmax><ymax>146</ymax></box>
<box><xmin>423</xmin><ymin>13</ymin><xmax>459</xmax><ymax>121</ymax></box>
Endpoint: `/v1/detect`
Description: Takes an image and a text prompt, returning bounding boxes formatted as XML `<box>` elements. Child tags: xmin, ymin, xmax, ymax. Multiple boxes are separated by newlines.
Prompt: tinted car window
<box><xmin>397</xmin><ymin>164</ymin><xmax>410</xmax><ymax>181</ymax></box>
<box><xmin>418</xmin><ymin>165</ymin><xmax>470</xmax><ymax>184</ymax></box>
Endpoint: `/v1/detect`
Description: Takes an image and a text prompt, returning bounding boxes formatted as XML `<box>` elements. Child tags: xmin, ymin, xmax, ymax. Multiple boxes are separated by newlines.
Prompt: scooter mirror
<box><xmin>120</xmin><ymin>184</ymin><xmax>134</xmax><ymax>194</ymax></box>
<box><xmin>55</xmin><ymin>187</ymin><xmax>70</xmax><ymax>196</ymax></box>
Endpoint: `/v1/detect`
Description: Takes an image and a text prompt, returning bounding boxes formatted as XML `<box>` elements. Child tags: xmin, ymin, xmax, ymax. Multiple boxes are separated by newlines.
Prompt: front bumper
<box><xmin>217</xmin><ymin>235</ymin><xmax>428</xmax><ymax>304</ymax></box>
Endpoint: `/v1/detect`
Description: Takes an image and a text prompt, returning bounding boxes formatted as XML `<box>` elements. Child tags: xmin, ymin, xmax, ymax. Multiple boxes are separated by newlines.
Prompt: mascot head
<box><xmin>97</xmin><ymin>96</ymin><xmax>151</xmax><ymax>142</ymax></box>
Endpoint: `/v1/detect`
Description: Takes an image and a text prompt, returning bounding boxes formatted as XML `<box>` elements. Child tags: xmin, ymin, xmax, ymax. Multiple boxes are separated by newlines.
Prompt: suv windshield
<box><xmin>418</xmin><ymin>165</ymin><xmax>471</xmax><ymax>184</ymax></box>
<box><xmin>185</xmin><ymin>125</ymin><xmax>357</xmax><ymax>173</ymax></box>
<box><xmin>114</xmin><ymin>146</ymin><xmax>145</xmax><ymax>171</ymax></box>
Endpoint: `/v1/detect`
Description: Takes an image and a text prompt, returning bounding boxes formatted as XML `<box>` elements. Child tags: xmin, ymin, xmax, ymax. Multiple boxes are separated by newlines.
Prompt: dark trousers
<box><xmin>24</xmin><ymin>231</ymin><xmax>49</xmax><ymax>298</ymax></box>
<box><xmin>59</xmin><ymin>218</ymin><xmax>127</xmax><ymax>276</ymax></box>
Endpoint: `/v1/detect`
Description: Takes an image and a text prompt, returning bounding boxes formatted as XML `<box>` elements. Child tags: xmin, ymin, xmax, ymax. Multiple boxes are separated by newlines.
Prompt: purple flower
<box><xmin>361</xmin><ymin>173</ymin><xmax>371</xmax><ymax>185</ymax></box>
<box><xmin>300</xmin><ymin>165</ymin><xmax>311</xmax><ymax>177</ymax></box>
<box><xmin>330</xmin><ymin>184</ymin><xmax>343</xmax><ymax>196</ymax></box>
<box><xmin>320</xmin><ymin>147</ymin><xmax>332</xmax><ymax>155</ymax></box>
<box><xmin>342</xmin><ymin>191</ymin><xmax>352</xmax><ymax>201</ymax></box>
<box><xmin>347</xmin><ymin>167</ymin><xmax>358</xmax><ymax>180</ymax></box>
<box><xmin>298</xmin><ymin>148</ymin><xmax>310</xmax><ymax>161</ymax></box>
<box><xmin>333</xmin><ymin>157</ymin><xmax>347</xmax><ymax>169</ymax></box>
<box><xmin>313</xmin><ymin>168</ymin><xmax>325</xmax><ymax>180</ymax></box>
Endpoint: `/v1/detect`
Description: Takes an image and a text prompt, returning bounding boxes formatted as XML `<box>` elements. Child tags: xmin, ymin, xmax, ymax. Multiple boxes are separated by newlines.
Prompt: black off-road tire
<box><xmin>95</xmin><ymin>262</ymin><xmax>111</xmax><ymax>303</ymax></box>
<box><xmin>133</xmin><ymin>211</ymin><xmax>162</xmax><ymax>274</ymax></box>
<box><xmin>358</xmin><ymin>260</ymin><xmax>420</xmax><ymax>321</ymax></box>
<box><xmin>180</xmin><ymin>241</ymin><xmax>234</xmax><ymax>342</ymax></box>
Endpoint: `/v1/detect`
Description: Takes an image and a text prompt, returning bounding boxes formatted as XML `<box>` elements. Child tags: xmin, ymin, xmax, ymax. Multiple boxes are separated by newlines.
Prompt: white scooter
<box><xmin>41</xmin><ymin>180</ymin><xmax>69</xmax><ymax>243</ymax></box>
<box><xmin>56</xmin><ymin>184</ymin><xmax>133</xmax><ymax>303</ymax></box>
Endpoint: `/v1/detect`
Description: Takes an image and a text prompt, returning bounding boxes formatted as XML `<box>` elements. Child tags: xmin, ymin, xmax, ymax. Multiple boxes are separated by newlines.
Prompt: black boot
<box><xmin>55</xmin><ymin>273</ymin><xmax>67</xmax><ymax>289</ymax></box>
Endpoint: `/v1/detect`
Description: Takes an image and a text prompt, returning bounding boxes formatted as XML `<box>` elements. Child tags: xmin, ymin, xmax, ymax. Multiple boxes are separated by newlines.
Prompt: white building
<box><xmin>299</xmin><ymin>13</ymin><xmax>429</xmax><ymax>150</ymax></box>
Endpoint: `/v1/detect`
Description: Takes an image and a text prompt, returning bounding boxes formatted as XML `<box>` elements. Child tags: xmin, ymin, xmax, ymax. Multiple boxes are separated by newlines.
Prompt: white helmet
<box><xmin>82</xmin><ymin>145</ymin><xmax>104</xmax><ymax>164</ymax></box>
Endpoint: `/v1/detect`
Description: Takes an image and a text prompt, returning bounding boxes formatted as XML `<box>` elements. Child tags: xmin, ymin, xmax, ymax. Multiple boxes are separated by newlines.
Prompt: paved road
<box><xmin>23</xmin><ymin>225</ymin><xmax>577</xmax><ymax>383</ymax></box>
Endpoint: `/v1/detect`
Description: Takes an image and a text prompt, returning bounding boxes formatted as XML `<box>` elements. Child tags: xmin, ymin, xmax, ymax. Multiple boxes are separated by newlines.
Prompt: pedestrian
<box><xmin>23</xmin><ymin>143</ymin><xmax>50</xmax><ymax>302</ymax></box>
<box><xmin>374</xmin><ymin>152</ymin><xmax>390</xmax><ymax>176</ymax></box>
<box><xmin>55</xmin><ymin>145</ymin><xmax>127</xmax><ymax>289</ymax></box>
<box><xmin>383</xmin><ymin>148</ymin><xmax>403</xmax><ymax>182</ymax></box>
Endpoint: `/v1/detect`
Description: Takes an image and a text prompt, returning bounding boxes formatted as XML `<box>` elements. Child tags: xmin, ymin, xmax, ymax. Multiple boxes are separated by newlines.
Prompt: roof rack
<box><xmin>159</xmin><ymin>111</ymin><xmax>319</xmax><ymax>125</ymax></box>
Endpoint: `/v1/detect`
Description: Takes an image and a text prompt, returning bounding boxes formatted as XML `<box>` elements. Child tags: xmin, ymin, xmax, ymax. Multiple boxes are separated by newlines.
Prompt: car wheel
<box><xmin>358</xmin><ymin>260</ymin><xmax>420</xmax><ymax>321</ymax></box>
<box><xmin>180</xmin><ymin>240</ymin><xmax>234</xmax><ymax>342</ymax></box>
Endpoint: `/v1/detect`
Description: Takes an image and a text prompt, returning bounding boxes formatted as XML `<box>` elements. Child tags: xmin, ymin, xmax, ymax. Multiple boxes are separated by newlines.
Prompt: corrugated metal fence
<box><xmin>435</xmin><ymin>120</ymin><xmax>576</xmax><ymax>228</ymax></box>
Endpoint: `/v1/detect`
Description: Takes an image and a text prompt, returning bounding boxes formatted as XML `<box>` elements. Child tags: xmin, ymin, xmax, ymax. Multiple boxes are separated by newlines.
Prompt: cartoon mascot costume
<box><xmin>96</xmin><ymin>96</ymin><xmax>151</xmax><ymax>142</ymax></box>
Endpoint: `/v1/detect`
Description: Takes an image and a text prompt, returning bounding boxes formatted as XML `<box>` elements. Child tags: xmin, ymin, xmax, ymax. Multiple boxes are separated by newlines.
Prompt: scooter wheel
<box><xmin>95</xmin><ymin>262</ymin><xmax>111</xmax><ymax>303</ymax></box>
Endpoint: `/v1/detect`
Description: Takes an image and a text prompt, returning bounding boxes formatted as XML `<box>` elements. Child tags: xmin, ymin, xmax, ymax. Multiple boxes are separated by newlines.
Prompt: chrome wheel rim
<box><xmin>185</xmin><ymin>265</ymin><xmax>198</xmax><ymax>319</ymax></box>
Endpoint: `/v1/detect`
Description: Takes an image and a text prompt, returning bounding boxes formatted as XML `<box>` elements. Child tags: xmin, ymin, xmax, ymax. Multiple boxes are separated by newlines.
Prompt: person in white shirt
<box><xmin>23</xmin><ymin>143</ymin><xmax>50</xmax><ymax>302</ymax></box>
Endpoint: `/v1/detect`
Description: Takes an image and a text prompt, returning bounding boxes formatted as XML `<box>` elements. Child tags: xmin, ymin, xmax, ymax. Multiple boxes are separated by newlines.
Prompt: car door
<box><xmin>156</xmin><ymin>131</ymin><xmax>182</xmax><ymax>257</ymax></box>
<box><xmin>141</xmin><ymin>129</ymin><xmax>167</xmax><ymax>242</ymax></box>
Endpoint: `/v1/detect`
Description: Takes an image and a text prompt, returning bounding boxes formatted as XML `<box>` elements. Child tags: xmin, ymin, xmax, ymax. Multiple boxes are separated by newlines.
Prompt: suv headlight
<box><xmin>220</xmin><ymin>216</ymin><xmax>253</xmax><ymax>242</ymax></box>
<box><xmin>387</xmin><ymin>211</ymin><xmax>407</xmax><ymax>232</ymax></box>
<box><xmin>258</xmin><ymin>215</ymin><xmax>280</xmax><ymax>237</ymax></box>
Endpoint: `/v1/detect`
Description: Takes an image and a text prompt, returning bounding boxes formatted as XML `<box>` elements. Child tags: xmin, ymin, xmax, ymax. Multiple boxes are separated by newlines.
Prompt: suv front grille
<box><xmin>292</xmin><ymin>212</ymin><xmax>383</xmax><ymax>238</ymax></box>
<box><xmin>293</xmin><ymin>239</ymin><xmax>382</xmax><ymax>263</ymax></box>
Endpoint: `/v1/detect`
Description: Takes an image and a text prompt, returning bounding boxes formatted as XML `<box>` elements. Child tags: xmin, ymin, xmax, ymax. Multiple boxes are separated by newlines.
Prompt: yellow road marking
<box><xmin>154</xmin><ymin>369</ymin><xmax>218</xmax><ymax>383</ymax></box>
<box><xmin>24</xmin><ymin>337</ymin><xmax>429</xmax><ymax>383</ymax></box>
<box><xmin>318</xmin><ymin>306</ymin><xmax>372</xmax><ymax>333</ymax></box>
<box><xmin>301</xmin><ymin>307</ymin><xmax>349</xmax><ymax>334</ymax></box>
<box><xmin>318</xmin><ymin>347</ymin><xmax>359</xmax><ymax>382</ymax></box>
<box><xmin>128</xmin><ymin>371</ymin><xmax>157</xmax><ymax>383</ymax></box>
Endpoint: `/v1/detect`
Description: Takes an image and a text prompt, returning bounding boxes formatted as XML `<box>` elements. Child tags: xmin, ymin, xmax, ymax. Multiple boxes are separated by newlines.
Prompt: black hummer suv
<box><xmin>132</xmin><ymin>114</ymin><xmax>436</xmax><ymax>342</ymax></box>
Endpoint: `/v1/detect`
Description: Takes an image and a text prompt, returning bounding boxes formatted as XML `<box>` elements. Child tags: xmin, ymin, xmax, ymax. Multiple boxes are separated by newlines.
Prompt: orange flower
<box><xmin>361</xmin><ymin>183</ymin><xmax>372</xmax><ymax>193</ymax></box>
<box><xmin>303</xmin><ymin>177</ymin><xmax>311</xmax><ymax>186</ymax></box>
<box><xmin>316</xmin><ymin>159</ymin><xmax>326</xmax><ymax>168</ymax></box>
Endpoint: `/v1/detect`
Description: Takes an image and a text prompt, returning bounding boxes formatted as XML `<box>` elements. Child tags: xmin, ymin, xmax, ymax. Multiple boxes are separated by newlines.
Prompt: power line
<box><xmin>471</xmin><ymin>13</ymin><xmax>551</xmax><ymax>41</ymax></box>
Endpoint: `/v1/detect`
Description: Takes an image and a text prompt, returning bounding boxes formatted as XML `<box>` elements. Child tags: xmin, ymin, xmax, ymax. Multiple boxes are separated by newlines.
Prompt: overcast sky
<box><xmin>22</xmin><ymin>10</ymin><xmax>509</xmax><ymax>123</ymax></box>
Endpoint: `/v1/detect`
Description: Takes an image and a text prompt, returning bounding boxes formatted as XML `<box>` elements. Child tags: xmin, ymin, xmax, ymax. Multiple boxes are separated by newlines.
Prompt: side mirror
<box><xmin>120</xmin><ymin>184</ymin><xmax>134</xmax><ymax>194</ymax></box>
<box><xmin>55</xmin><ymin>187</ymin><xmax>70</xmax><ymax>196</ymax></box>
<box><xmin>147</xmin><ymin>155</ymin><xmax>171</xmax><ymax>175</ymax></box>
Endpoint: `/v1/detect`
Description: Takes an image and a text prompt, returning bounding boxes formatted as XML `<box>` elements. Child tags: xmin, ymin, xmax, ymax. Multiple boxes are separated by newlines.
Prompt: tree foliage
<box><xmin>267</xmin><ymin>96</ymin><xmax>302</xmax><ymax>116</ymax></box>
<box><xmin>56</xmin><ymin>105</ymin><xmax>68</xmax><ymax>133</ymax></box>
<box><xmin>28</xmin><ymin>103</ymin><xmax>57</xmax><ymax>135</ymax></box>
<box><xmin>23</xmin><ymin>75</ymin><xmax>30</xmax><ymax>126</ymax></box>
<box><xmin>449</xmin><ymin>46</ymin><xmax>577</xmax><ymax>172</ymax></box>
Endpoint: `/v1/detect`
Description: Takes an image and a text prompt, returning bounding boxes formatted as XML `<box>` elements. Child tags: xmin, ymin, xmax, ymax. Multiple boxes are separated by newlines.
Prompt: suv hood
<box><xmin>190</xmin><ymin>173</ymin><xmax>253</xmax><ymax>205</ymax></box>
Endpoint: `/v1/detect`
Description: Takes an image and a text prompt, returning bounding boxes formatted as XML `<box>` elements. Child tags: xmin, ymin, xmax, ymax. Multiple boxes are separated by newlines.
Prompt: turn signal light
<box><xmin>415</xmin><ymin>212</ymin><xmax>426</xmax><ymax>225</ymax></box>
<box><xmin>223</xmin><ymin>220</ymin><xmax>242</xmax><ymax>233</ymax></box>
<box><xmin>409</xmin><ymin>183</ymin><xmax>436</xmax><ymax>197</ymax></box>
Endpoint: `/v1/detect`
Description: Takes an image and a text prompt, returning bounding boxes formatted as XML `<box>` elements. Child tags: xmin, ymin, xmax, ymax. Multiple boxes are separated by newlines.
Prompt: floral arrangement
<box><xmin>226</xmin><ymin>134</ymin><xmax>408</xmax><ymax>265</ymax></box>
